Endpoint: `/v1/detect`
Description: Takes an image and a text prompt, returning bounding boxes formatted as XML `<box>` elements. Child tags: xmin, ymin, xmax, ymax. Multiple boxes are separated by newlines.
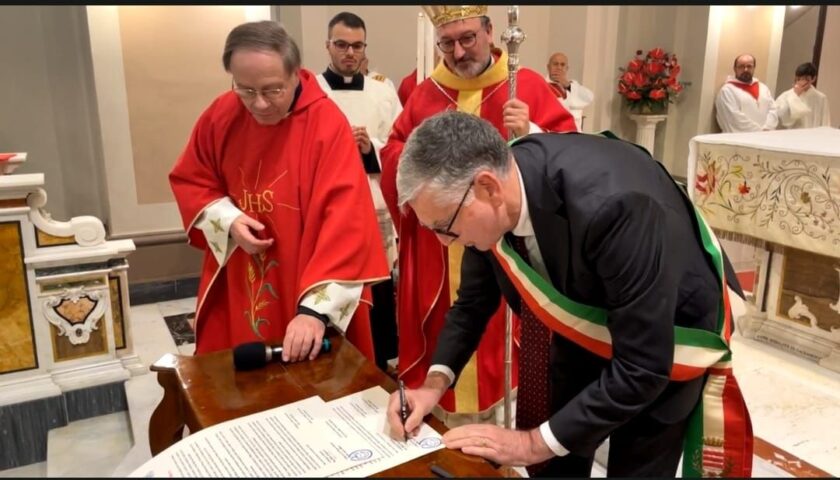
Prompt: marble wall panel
<box><xmin>777</xmin><ymin>248</ymin><xmax>840</xmax><ymax>333</ymax></box>
<box><xmin>110</xmin><ymin>277</ymin><xmax>126</xmax><ymax>350</ymax></box>
<box><xmin>34</xmin><ymin>227</ymin><xmax>76</xmax><ymax>248</ymax></box>
<box><xmin>0</xmin><ymin>222</ymin><xmax>37</xmax><ymax>374</ymax></box>
<box><xmin>50</xmin><ymin>321</ymin><xmax>108</xmax><ymax>362</ymax></box>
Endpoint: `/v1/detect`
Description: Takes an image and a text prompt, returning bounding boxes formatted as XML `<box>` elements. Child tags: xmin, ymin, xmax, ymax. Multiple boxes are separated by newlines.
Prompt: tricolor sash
<box><xmin>493</xmin><ymin>134</ymin><xmax>753</xmax><ymax>477</ymax></box>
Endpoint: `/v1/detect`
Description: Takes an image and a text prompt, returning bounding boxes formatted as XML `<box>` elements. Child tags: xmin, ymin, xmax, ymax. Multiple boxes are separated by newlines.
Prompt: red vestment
<box><xmin>381</xmin><ymin>50</ymin><xmax>577</xmax><ymax>413</ymax></box>
<box><xmin>727</xmin><ymin>80</ymin><xmax>760</xmax><ymax>101</ymax></box>
<box><xmin>397</xmin><ymin>69</ymin><xmax>418</xmax><ymax>107</ymax></box>
<box><xmin>170</xmin><ymin>69</ymin><xmax>389</xmax><ymax>359</ymax></box>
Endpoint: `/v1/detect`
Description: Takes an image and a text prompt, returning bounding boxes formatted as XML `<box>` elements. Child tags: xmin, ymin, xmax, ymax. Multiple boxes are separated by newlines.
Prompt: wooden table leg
<box><xmin>149</xmin><ymin>353</ymin><xmax>186</xmax><ymax>456</ymax></box>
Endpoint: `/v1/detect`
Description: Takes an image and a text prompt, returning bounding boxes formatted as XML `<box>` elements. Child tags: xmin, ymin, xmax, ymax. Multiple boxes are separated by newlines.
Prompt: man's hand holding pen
<box><xmin>387</xmin><ymin>372</ymin><xmax>555</xmax><ymax>468</ymax></box>
<box><xmin>387</xmin><ymin>372</ymin><xmax>450</xmax><ymax>441</ymax></box>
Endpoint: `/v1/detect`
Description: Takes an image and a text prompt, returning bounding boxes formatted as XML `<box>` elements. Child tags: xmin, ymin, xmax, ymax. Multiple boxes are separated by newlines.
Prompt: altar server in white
<box><xmin>361</xmin><ymin>55</ymin><xmax>398</xmax><ymax>94</ymax></box>
<box><xmin>546</xmin><ymin>52</ymin><xmax>594</xmax><ymax>131</ymax></box>
<box><xmin>715</xmin><ymin>54</ymin><xmax>778</xmax><ymax>133</ymax></box>
<box><xmin>316</xmin><ymin>11</ymin><xmax>402</xmax><ymax>372</ymax></box>
<box><xmin>775</xmin><ymin>62</ymin><xmax>831</xmax><ymax>129</ymax></box>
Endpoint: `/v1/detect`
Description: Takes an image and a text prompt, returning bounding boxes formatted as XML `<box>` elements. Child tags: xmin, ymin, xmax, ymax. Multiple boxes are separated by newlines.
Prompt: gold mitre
<box><xmin>422</xmin><ymin>5</ymin><xmax>488</xmax><ymax>28</ymax></box>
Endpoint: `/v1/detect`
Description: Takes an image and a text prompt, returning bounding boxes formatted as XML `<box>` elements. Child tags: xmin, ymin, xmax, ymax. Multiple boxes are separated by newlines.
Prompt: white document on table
<box><xmin>327</xmin><ymin>386</ymin><xmax>445</xmax><ymax>478</ymax></box>
<box><xmin>131</xmin><ymin>386</ymin><xmax>443</xmax><ymax>478</ymax></box>
<box><xmin>130</xmin><ymin>395</ymin><xmax>382</xmax><ymax>477</ymax></box>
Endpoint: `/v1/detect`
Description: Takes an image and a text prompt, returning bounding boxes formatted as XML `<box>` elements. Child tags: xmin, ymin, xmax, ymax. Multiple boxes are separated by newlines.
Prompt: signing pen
<box><xmin>398</xmin><ymin>380</ymin><xmax>408</xmax><ymax>441</ymax></box>
<box><xmin>430</xmin><ymin>464</ymin><xmax>454</xmax><ymax>478</ymax></box>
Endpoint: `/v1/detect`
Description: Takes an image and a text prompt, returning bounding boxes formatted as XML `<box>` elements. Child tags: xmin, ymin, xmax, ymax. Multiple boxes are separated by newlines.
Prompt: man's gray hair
<box><xmin>223</xmin><ymin>21</ymin><xmax>301</xmax><ymax>74</ymax></box>
<box><xmin>397</xmin><ymin>111</ymin><xmax>511</xmax><ymax>208</ymax></box>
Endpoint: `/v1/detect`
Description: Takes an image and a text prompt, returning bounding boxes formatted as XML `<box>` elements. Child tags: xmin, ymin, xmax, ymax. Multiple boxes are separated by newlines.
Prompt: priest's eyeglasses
<box><xmin>436</xmin><ymin>31</ymin><xmax>479</xmax><ymax>54</ymax></box>
<box><xmin>330</xmin><ymin>40</ymin><xmax>367</xmax><ymax>53</ymax></box>
<box><xmin>432</xmin><ymin>182</ymin><xmax>473</xmax><ymax>239</ymax></box>
<box><xmin>231</xmin><ymin>82</ymin><xmax>288</xmax><ymax>101</ymax></box>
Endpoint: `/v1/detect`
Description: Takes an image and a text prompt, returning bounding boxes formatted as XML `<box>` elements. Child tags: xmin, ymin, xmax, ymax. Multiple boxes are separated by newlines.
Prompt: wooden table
<box><xmin>148</xmin><ymin>330</ymin><xmax>505</xmax><ymax>477</ymax></box>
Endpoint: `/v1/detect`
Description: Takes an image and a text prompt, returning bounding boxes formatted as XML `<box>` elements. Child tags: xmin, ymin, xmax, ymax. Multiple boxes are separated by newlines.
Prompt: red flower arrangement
<box><xmin>618</xmin><ymin>48</ymin><xmax>684</xmax><ymax>113</ymax></box>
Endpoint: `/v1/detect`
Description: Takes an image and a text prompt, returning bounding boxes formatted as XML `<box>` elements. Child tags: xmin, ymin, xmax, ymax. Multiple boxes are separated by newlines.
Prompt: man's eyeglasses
<box><xmin>436</xmin><ymin>30</ymin><xmax>480</xmax><ymax>54</ymax></box>
<box><xmin>330</xmin><ymin>39</ymin><xmax>367</xmax><ymax>53</ymax></box>
<box><xmin>431</xmin><ymin>181</ymin><xmax>473</xmax><ymax>239</ymax></box>
<box><xmin>231</xmin><ymin>82</ymin><xmax>289</xmax><ymax>101</ymax></box>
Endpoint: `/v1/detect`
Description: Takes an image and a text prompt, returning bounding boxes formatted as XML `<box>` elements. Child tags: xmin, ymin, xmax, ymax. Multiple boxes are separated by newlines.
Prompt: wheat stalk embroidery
<box><xmin>244</xmin><ymin>251</ymin><xmax>279</xmax><ymax>338</ymax></box>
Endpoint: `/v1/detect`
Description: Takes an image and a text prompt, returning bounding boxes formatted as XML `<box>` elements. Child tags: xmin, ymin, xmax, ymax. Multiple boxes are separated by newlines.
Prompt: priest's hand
<box><xmin>230</xmin><ymin>214</ymin><xmax>274</xmax><ymax>255</ymax></box>
<box><xmin>282</xmin><ymin>313</ymin><xmax>327</xmax><ymax>362</ymax></box>
<box><xmin>442</xmin><ymin>424</ymin><xmax>555</xmax><ymax>467</ymax></box>
<box><xmin>386</xmin><ymin>372</ymin><xmax>449</xmax><ymax>441</ymax></box>
<box><xmin>352</xmin><ymin>126</ymin><xmax>372</xmax><ymax>155</ymax></box>
<box><xmin>502</xmin><ymin>98</ymin><xmax>531</xmax><ymax>139</ymax></box>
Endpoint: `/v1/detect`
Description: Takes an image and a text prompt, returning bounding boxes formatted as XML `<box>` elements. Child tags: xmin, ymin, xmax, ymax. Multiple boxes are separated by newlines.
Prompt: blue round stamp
<box><xmin>418</xmin><ymin>437</ymin><xmax>442</xmax><ymax>449</ymax></box>
<box><xmin>348</xmin><ymin>449</ymin><xmax>373</xmax><ymax>461</ymax></box>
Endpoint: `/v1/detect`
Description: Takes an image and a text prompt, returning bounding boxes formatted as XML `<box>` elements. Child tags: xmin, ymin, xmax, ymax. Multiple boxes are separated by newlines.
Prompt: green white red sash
<box><xmin>493</xmin><ymin>136</ymin><xmax>753</xmax><ymax>477</ymax></box>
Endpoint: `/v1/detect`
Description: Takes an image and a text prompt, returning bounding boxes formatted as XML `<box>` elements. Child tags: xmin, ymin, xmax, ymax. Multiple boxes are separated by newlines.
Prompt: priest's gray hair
<box><xmin>223</xmin><ymin>21</ymin><xmax>301</xmax><ymax>74</ymax></box>
<box><xmin>397</xmin><ymin>111</ymin><xmax>511</xmax><ymax>209</ymax></box>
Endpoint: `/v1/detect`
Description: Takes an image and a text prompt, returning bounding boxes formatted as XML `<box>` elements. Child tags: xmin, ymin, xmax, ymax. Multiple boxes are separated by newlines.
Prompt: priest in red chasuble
<box><xmin>170</xmin><ymin>21</ymin><xmax>389</xmax><ymax>362</ymax></box>
<box><xmin>380</xmin><ymin>5</ymin><xmax>577</xmax><ymax>419</ymax></box>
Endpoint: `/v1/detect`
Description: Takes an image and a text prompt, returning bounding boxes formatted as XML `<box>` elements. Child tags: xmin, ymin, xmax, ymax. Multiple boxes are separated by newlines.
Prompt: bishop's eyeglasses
<box><xmin>436</xmin><ymin>30</ymin><xmax>480</xmax><ymax>54</ymax></box>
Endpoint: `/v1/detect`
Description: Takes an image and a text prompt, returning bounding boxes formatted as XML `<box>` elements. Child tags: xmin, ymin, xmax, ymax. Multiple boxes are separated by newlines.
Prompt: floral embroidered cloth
<box><xmin>688</xmin><ymin>127</ymin><xmax>840</xmax><ymax>259</ymax></box>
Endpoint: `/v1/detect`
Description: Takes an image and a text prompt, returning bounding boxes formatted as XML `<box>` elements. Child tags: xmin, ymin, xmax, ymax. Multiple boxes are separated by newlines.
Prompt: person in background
<box><xmin>775</xmin><ymin>62</ymin><xmax>831</xmax><ymax>129</ymax></box>
<box><xmin>316</xmin><ymin>11</ymin><xmax>402</xmax><ymax>372</ymax></box>
<box><xmin>546</xmin><ymin>51</ymin><xmax>594</xmax><ymax>131</ymax></box>
<box><xmin>715</xmin><ymin>53</ymin><xmax>778</xmax><ymax>132</ymax></box>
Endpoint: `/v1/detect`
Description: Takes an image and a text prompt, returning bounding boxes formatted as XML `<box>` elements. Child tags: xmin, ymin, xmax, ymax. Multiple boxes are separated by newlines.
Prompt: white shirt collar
<box><xmin>327</xmin><ymin>64</ymin><xmax>357</xmax><ymax>83</ymax></box>
<box><xmin>511</xmin><ymin>162</ymin><xmax>535</xmax><ymax>237</ymax></box>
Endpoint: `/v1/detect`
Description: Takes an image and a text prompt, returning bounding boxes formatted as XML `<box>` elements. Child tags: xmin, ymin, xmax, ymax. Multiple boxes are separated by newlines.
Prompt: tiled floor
<box><xmin>2</xmin><ymin>295</ymin><xmax>839</xmax><ymax>477</ymax></box>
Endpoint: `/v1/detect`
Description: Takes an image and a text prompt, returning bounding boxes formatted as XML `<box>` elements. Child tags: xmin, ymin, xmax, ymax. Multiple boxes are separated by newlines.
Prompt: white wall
<box><xmin>775</xmin><ymin>6</ymin><xmax>821</xmax><ymax>97</ymax></box>
<box><xmin>0</xmin><ymin>6</ymin><xmax>106</xmax><ymax>221</ymax></box>
<box><xmin>278</xmin><ymin>6</ymin><xmax>427</xmax><ymax>82</ymax></box>
<box><xmin>86</xmin><ymin>6</ymin><xmax>269</xmax><ymax>238</ymax></box>
<box><xmin>547</xmin><ymin>6</ymin><xmax>589</xmax><ymax>82</ymax></box>
<box><xmin>662</xmin><ymin>6</ymin><xmax>712</xmax><ymax>177</ymax></box>
<box><xmin>580</xmin><ymin>6</ymin><xmax>621</xmax><ymax>134</ymax></box>
<box><xmin>818</xmin><ymin>6</ymin><xmax>840</xmax><ymax>127</ymax></box>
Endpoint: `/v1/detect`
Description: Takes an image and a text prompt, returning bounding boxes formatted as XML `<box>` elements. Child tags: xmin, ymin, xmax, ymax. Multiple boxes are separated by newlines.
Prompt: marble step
<box><xmin>110</xmin><ymin>372</ymin><xmax>164</xmax><ymax>477</ymax></box>
<box><xmin>46</xmin><ymin>411</ymin><xmax>132</xmax><ymax>477</ymax></box>
<box><xmin>0</xmin><ymin>461</ymin><xmax>46</xmax><ymax>477</ymax></box>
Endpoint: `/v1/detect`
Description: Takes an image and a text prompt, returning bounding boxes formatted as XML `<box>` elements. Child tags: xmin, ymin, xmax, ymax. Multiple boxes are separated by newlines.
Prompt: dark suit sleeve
<box><xmin>547</xmin><ymin>192</ymin><xmax>678</xmax><ymax>456</ymax></box>
<box><xmin>430</xmin><ymin>247</ymin><xmax>503</xmax><ymax>384</ymax></box>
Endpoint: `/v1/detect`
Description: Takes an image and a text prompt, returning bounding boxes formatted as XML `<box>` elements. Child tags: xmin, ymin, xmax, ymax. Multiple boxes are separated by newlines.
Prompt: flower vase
<box><xmin>630</xmin><ymin>102</ymin><xmax>669</xmax><ymax>116</ymax></box>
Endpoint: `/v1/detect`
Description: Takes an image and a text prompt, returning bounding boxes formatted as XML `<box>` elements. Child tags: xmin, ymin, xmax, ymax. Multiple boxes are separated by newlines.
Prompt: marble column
<box><xmin>628</xmin><ymin>113</ymin><xmax>668</xmax><ymax>156</ymax></box>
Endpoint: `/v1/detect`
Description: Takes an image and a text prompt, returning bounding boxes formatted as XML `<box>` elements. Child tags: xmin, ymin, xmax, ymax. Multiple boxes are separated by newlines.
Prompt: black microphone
<box><xmin>233</xmin><ymin>338</ymin><xmax>332</xmax><ymax>371</ymax></box>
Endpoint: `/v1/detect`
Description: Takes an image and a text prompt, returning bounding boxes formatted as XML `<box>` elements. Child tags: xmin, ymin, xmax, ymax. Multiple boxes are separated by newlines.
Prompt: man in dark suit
<box><xmin>386</xmin><ymin>111</ymin><xmax>747</xmax><ymax>477</ymax></box>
